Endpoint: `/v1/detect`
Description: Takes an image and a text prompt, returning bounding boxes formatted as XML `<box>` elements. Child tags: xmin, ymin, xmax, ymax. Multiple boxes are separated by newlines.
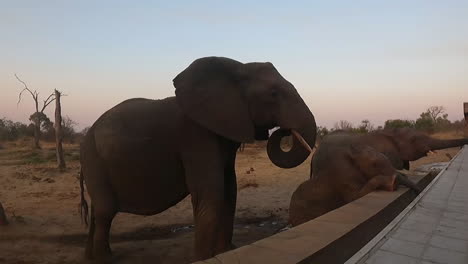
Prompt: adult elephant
<box><xmin>0</xmin><ymin>201</ymin><xmax>7</xmax><ymax>226</ymax></box>
<box><xmin>309</xmin><ymin>128</ymin><xmax>468</xmax><ymax>176</ymax></box>
<box><xmin>289</xmin><ymin>135</ymin><xmax>419</xmax><ymax>226</ymax></box>
<box><xmin>80</xmin><ymin>56</ymin><xmax>316</xmax><ymax>262</ymax></box>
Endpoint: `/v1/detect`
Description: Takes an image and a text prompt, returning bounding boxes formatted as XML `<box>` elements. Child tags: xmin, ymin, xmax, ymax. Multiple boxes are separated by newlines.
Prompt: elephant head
<box><xmin>173</xmin><ymin>57</ymin><xmax>316</xmax><ymax>167</ymax></box>
<box><xmin>382</xmin><ymin>128</ymin><xmax>468</xmax><ymax>161</ymax></box>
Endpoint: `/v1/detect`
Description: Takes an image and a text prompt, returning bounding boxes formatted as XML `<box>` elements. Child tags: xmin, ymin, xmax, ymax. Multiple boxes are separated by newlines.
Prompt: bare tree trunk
<box><xmin>54</xmin><ymin>90</ymin><xmax>66</xmax><ymax>170</ymax></box>
<box><xmin>33</xmin><ymin>115</ymin><xmax>41</xmax><ymax>149</ymax></box>
<box><xmin>0</xmin><ymin>201</ymin><xmax>7</xmax><ymax>226</ymax></box>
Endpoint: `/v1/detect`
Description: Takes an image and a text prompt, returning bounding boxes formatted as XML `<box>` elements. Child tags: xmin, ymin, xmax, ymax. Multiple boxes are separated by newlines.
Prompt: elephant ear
<box><xmin>379</xmin><ymin>129</ymin><xmax>410</xmax><ymax>167</ymax></box>
<box><xmin>173</xmin><ymin>57</ymin><xmax>255</xmax><ymax>143</ymax></box>
<box><xmin>347</xmin><ymin>144</ymin><xmax>366</xmax><ymax>164</ymax></box>
<box><xmin>382</xmin><ymin>151</ymin><xmax>405</xmax><ymax>170</ymax></box>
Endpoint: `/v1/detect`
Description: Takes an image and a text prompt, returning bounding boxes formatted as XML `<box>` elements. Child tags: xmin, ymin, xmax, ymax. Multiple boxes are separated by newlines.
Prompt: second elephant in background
<box><xmin>311</xmin><ymin>128</ymin><xmax>468</xmax><ymax>176</ymax></box>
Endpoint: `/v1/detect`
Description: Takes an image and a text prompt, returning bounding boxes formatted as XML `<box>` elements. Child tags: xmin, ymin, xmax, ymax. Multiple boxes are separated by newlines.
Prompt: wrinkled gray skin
<box><xmin>0</xmin><ymin>201</ymin><xmax>7</xmax><ymax>225</ymax></box>
<box><xmin>80</xmin><ymin>57</ymin><xmax>316</xmax><ymax>262</ymax></box>
<box><xmin>311</xmin><ymin>128</ymin><xmax>468</xmax><ymax>176</ymax></box>
<box><xmin>289</xmin><ymin>138</ymin><xmax>418</xmax><ymax>226</ymax></box>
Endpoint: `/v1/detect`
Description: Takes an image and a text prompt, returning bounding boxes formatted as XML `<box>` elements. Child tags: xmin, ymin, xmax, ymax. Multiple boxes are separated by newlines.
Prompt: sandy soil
<box><xmin>0</xmin><ymin>132</ymin><xmax>463</xmax><ymax>264</ymax></box>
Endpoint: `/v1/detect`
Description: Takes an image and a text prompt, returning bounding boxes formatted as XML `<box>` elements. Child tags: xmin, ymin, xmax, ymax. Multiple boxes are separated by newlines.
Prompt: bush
<box><xmin>0</xmin><ymin>118</ymin><xmax>34</xmax><ymax>141</ymax></box>
<box><xmin>384</xmin><ymin>119</ymin><xmax>415</xmax><ymax>129</ymax></box>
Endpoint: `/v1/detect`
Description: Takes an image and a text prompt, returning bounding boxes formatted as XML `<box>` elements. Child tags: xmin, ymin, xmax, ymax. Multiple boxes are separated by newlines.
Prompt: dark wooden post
<box><xmin>33</xmin><ymin>113</ymin><xmax>41</xmax><ymax>149</ymax></box>
<box><xmin>464</xmin><ymin>102</ymin><xmax>468</xmax><ymax>121</ymax></box>
<box><xmin>464</xmin><ymin>102</ymin><xmax>468</xmax><ymax>137</ymax></box>
<box><xmin>0</xmin><ymin>201</ymin><xmax>7</xmax><ymax>225</ymax></box>
<box><xmin>54</xmin><ymin>89</ymin><xmax>66</xmax><ymax>170</ymax></box>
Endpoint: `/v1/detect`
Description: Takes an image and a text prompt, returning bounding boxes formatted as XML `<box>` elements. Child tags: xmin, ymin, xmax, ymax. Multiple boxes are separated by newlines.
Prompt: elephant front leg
<box><xmin>343</xmin><ymin>174</ymin><xmax>397</xmax><ymax>203</ymax></box>
<box><xmin>190</xmin><ymin>190</ymin><xmax>235</xmax><ymax>260</ymax></box>
<box><xmin>223</xmin><ymin>149</ymin><xmax>238</xmax><ymax>250</ymax></box>
<box><xmin>183</xmin><ymin>155</ymin><xmax>236</xmax><ymax>260</ymax></box>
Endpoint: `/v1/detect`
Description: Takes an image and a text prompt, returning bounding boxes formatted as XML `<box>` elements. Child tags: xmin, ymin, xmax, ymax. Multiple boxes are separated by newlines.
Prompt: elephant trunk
<box><xmin>428</xmin><ymin>138</ymin><xmax>468</xmax><ymax>151</ymax></box>
<box><xmin>396</xmin><ymin>172</ymin><xmax>421</xmax><ymax>194</ymax></box>
<box><xmin>267</xmin><ymin>115</ymin><xmax>317</xmax><ymax>169</ymax></box>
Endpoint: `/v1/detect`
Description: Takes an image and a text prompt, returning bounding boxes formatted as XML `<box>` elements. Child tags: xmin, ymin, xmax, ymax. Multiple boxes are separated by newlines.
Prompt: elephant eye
<box><xmin>270</xmin><ymin>88</ymin><xmax>278</xmax><ymax>98</ymax></box>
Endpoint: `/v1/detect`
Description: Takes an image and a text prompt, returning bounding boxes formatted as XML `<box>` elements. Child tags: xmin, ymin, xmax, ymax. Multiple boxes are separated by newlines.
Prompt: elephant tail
<box><xmin>79</xmin><ymin>168</ymin><xmax>89</xmax><ymax>227</ymax></box>
<box><xmin>238</xmin><ymin>143</ymin><xmax>245</xmax><ymax>152</ymax></box>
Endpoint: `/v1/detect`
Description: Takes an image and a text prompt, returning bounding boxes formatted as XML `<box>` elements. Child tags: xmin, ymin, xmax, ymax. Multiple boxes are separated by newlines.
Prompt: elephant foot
<box><xmin>0</xmin><ymin>215</ymin><xmax>7</xmax><ymax>226</ymax></box>
<box><xmin>93</xmin><ymin>252</ymin><xmax>113</xmax><ymax>264</ymax></box>
<box><xmin>85</xmin><ymin>247</ymin><xmax>93</xmax><ymax>260</ymax></box>
<box><xmin>92</xmin><ymin>245</ymin><xmax>113</xmax><ymax>264</ymax></box>
<box><xmin>229</xmin><ymin>243</ymin><xmax>237</xmax><ymax>250</ymax></box>
<box><xmin>380</xmin><ymin>174</ymin><xmax>397</xmax><ymax>192</ymax></box>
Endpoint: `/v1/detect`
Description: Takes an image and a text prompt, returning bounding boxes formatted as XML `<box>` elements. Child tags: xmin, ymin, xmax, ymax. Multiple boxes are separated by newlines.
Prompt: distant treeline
<box><xmin>0</xmin><ymin>116</ymin><xmax>87</xmax><ymax>143</ymax></box>
<box><xmin>317</xmin><ymin>106</ymin><xmax>466</xmax><ymax>139</ymax></box>
<box><xmin>2</xmin><ymin>106</ymin><xmax>466</xmax><ymax>144</ymax></box>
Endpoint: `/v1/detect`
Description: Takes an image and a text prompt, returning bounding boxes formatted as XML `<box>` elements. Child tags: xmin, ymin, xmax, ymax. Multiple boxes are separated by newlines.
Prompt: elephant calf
<box><xmin>289</xmin><ymin>133</ymin><xmax>419</xmax><ymax>227</ymax></box>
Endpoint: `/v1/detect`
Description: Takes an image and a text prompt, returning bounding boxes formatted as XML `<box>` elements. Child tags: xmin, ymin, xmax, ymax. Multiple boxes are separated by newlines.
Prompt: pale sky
<box><xmin>1</xmin><ymin>0</ymin><xmax>467</xmax><ymax>130</ymax></box>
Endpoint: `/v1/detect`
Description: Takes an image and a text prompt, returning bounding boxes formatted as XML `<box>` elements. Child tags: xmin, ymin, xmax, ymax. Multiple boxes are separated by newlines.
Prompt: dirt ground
<box><xmin>0</xmin><ymin>131</ymin><xmax>463</xmax><ymax>264</ymax></box>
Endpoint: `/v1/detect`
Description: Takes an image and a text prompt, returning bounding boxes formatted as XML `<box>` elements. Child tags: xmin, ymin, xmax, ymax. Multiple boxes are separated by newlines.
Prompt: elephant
<box><xmin>79</xmin><ymin>56</ymin><xmax>316</xmax><ymax>262</ymax></box>
<box><xmin>289</xmin><ymin>136</ymin><xmax>420</xmax><ymax>226</ymax></box>
<box><xmin>310</xmin><ymin>128</ymin><xmax>468</xmax><ymax>176</ymax></box>
<box><xmin>0</xmin><ymin>201</ymin><xmax>7</xmax><ymax>226</ymax></box>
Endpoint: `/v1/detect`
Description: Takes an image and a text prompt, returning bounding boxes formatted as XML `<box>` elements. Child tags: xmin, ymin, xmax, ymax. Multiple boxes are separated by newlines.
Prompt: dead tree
<box><xmin>15</xmin><ymin>74</ymin><xmax>55</xmax><ymax>149</ymax></box>
<box><xmin>0</xmin><ymin>201</ymin><xmax>7</xmax><ymax>226</ymax></box>
<box><xmin>426</xmin><ymin>106</ymin><xmax>446</xmax><ymax>123</ymax></box>
<box><xmin>54</xmin><ymin>89</ymin><xmax>66</xmax><ymax>170</ymax></box>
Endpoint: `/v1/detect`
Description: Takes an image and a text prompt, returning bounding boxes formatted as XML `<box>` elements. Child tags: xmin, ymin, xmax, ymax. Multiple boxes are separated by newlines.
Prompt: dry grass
<box><xmin>431</xmin><ymin>129</ymin><xmax>466</xmax><ymax>139</ymax></box>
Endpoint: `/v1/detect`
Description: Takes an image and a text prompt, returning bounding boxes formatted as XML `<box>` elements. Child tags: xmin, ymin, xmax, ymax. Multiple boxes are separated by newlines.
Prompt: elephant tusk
<box><xmin>428</xmin><ymin>150</ymin><xmax>436</xmax><ymax>155</ymax></box>
<box><xmin>291</xmin><ymin>130</ymin><xmax>313</xmax><ymax>153</ymax></box>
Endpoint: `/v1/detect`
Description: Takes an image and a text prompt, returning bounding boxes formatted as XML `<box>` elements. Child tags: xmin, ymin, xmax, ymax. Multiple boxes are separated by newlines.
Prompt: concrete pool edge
<box><xmin>345</xmin><ymin>146</ymin><xmax>465</xmax><ymax>264</ymax></box>
<box><xmin>194</xmin><ymin>157</ymin><xmax>456</xmax><ymax>264</ymax></box>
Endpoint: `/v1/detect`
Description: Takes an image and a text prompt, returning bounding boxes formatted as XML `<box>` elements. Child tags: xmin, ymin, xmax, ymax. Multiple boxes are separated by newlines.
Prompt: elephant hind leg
<box><xmin>90</xmin><ymin>191</ymin><xmax>117</xmax><ymax>263</ymax></box>
<box><xmin>85</xmin><ymin>205</ymin><xmax>96</xmax><ymax>259</ymax></box>
<box><xmin>84</xmin><ymin>175</ymin><xmax>117</xmax><ymax>262</ymax></box>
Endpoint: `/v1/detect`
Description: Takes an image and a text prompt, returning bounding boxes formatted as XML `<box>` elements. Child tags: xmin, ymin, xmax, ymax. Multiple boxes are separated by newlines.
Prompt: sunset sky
<box><xmin>1</xmin><ymin>1</ymin><xmax>467</xmax><ymax>130</ymax></box>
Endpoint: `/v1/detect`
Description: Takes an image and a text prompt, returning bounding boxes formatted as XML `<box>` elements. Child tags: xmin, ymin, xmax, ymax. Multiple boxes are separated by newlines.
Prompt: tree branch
<box><xmin>41</xmin><ymin>93</ymin><xmax>56</xmax><ymax>112</ymax></box>
<box><xmin>15</xmin><ymin>73</ymin><xmax>37</xmax><ymax>106</ymax></box>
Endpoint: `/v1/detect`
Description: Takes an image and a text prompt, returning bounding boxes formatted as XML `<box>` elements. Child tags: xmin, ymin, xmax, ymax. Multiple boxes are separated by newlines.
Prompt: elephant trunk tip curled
<box><xmin>266</xmin><ymin>128</ymin><xmax>315</xmax><ymax>168</ymax></box>
<box><xmin>291</xmin><ymin>130</ymin><xmax>313</xmax><ymax>153</ymax></box>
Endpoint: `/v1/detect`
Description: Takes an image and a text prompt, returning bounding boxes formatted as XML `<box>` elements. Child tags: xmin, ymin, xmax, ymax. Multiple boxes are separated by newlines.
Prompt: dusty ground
<box><xmin>0</xmin><ymin>131</ymin><xmax>463</xmax><ymax>264</ymax></box>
